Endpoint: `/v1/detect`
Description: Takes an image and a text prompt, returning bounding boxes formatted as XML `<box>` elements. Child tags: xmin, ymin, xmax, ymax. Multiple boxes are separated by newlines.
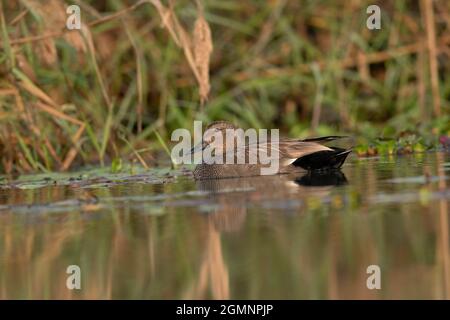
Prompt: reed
<box><xmin>0</xmin><ymin>0</ymin><xmax>448</xmax><ymax>174</ymax></box>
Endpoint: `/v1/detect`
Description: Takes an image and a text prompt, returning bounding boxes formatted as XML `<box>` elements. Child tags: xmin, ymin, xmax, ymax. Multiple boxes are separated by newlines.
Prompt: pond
<box><xmin>0</xmin><ymin>152</ymin><xmax>449</xmax><ymax>299</ymax></box>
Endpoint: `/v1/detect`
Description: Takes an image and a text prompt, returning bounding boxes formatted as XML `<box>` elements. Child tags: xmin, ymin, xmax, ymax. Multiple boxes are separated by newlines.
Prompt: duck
<box><xmin>191</xmin><ymin>121</ymin><xmax>351</xmax><ymax>180</ymax></box>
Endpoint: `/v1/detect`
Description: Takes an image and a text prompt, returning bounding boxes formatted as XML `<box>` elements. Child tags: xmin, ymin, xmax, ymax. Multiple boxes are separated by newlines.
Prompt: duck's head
<box><xmin>190</xmin><ymin>121</ymin><xmax>238</xmax><ymax>154</ymax></box>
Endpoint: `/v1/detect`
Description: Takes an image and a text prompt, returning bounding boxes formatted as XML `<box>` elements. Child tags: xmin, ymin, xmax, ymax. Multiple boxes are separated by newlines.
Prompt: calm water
<box><xmin>0</xmin><ymin>152</ymin><xmax>449</xmax><ymax>299</ymax></box>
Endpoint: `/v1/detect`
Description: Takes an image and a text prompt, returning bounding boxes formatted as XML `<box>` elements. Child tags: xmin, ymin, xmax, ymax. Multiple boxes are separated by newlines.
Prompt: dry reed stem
<box><xmin>357</xmin><ymin>50</ymin><xmax>370</xmax><ymax>84</ymax></box>
<box><xmin>34</xmin><ymin>102</ymin><xmax>83</xmax><ymax>126</ymax></box>
<box><xmin>61</xmin><ymin>123</ymin><xmax>86</xmax><ymax>170</ymax></box>
<box><xmin>421</xmin><ymin>0</ymin><xmax>441</xmax><ymax>118</ymax></box>
<box><xmin>193</xmin><ymin>9</ymin><xmax>213</xmax><ymax>104</ymax></box>
<box><xmin>17</xmin><ymin>152</ymin><xmax>33</xmax><ymax>171</ymax></box>
<box><xmin>150</xmin><ymin>0</ymin><xmax>182</xmax><ymax>45</ymax></box>
<box><xmin>16</xmin><ymin>74</ymin><xmax>59</xmax><ymax>108</ymax></box>
<box><xmin>89</xmin><ymin>0</ymin><xmax>148</xmax><ymax>27</ymax></box>
<box><xmin>118</xmin><ymin>135</ymin><xmax>150</xmax><ymax>169</ymax></box>
<box><xmin>417</xmin><ymin>36</ymin><xmax>427</xmax><ymax>120</ymax></box>
<box><xmin>149</xmin><ymin>0</ymin><xmax>213</xmax><ymax>104</ymax></box>
<box><xmin>10</xmin><ymin>9</ymin><xmax>28</xmax><ymax>25</ymax></box>
<box><xmin>0</xmin><ymin>88</ymin><xmax>17</xmax><ymax>96</ymax></box>
<box><xmin>132</xmin><ymin>150</ymin><xmax>149</xmax><ymax>170</ymax></box>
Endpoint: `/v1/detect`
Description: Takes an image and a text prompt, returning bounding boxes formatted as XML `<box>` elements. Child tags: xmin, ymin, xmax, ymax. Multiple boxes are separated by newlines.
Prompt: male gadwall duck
<box><xmin>192</xmin><ymin>121</ymin><xmax>351</xmax><ymax>180</ymax></box>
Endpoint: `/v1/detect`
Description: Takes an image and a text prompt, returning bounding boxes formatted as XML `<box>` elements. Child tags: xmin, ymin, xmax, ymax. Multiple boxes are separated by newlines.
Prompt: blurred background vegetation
<box><xmin>0</xmin><ymin>0</ymin><xmax>449</xmax><ymax>174</ymax></box>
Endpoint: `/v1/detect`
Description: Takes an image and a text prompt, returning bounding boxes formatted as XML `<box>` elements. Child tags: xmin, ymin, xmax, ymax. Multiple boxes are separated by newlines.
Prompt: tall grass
<box><xmin>0</xmin><ymin>0</ymin><xmax>449</xmax><ymax>174</ymax></box>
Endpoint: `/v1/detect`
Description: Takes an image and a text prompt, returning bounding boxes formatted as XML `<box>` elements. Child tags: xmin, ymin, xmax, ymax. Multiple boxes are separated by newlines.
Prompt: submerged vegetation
<box><xmin>0</xmin><ymin>0</ymin><xmax>449</xmax><ymax>175</ymax></box>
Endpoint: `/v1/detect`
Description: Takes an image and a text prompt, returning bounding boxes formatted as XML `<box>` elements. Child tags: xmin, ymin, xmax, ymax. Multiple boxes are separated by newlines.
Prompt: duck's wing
<box><xmin>237</xmin><ymin>140</ymin><xmax>332</xmax><ymax>166</ymax></box>
<box><xmin>246</xmin><ymin>139</ymin><xmax>352</xmax><ymax>170</ymax></box>
<box><xmin>301</xmin><ymin>135</ymin><xmax>349</xmax><ymax>143</ymax></box>
<box><xmin>277</xmin><ymin>140</ymin><xmax>332</xmax><ymax>165</ymax></box>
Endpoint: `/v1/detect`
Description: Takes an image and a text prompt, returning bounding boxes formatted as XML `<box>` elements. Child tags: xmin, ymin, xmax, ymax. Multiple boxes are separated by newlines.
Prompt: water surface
<box><xmin>0</xmin><ymin>152</ymin><xmax>449</xmax><ymax>299</ymax></box>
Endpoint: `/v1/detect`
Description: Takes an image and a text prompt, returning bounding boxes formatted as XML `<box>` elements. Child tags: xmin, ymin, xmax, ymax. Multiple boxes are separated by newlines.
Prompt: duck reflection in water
<box><xmin>185</xmin><ymin>170</ymin><xmax>347</xmax><ymax>299</ymax></box>
<box><xmin>196</xmin><ymin>170</ymin><xmax>348</xmax><ymax>232</ymax></box>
